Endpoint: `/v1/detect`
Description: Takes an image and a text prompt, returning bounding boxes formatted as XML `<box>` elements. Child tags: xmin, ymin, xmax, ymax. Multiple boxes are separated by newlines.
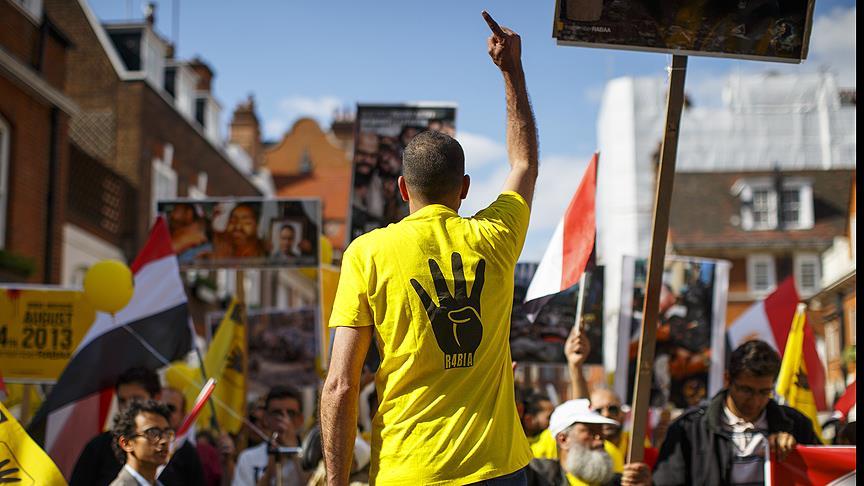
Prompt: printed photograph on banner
<box><xmin>207</xmin><ymin>307</ymin><xmax>319</xmax><ymax>398</ymax></box>
<box><xmin>552</xmin><ymin>0</ymin><xmax>815</xmax><ymax>62</ymax></box>
<box><xmin>510</xmin><ymin>263</ymin><xmax>604</xmax><ymax>365</ymax></box>
<box><xmin>157</xmin><ymin>198</ymin><xmax>321</xmax><ymax>268</ymax></box>
<box><xmin>0</xmin><ymin>287</ymin><xmax>96</xmax><ymax>383</ymax></box>
<box><xmin>349</xmin><ymin>104</ymin><xmax>457</xmax><ymax>241</ymax></box>
<box><xmin>616</xmin><ymin>256</ymin><xmax>730</xmax><ymax>409</ymax></box>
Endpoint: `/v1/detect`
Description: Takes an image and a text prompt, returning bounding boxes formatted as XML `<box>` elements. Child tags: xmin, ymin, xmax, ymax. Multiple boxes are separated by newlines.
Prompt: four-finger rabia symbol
<box><xmin>411</xmin><ymin>252</ymin><xmax>486</xmax><ymax>370</ymax></box>
<box><xmin>0</xmin><ymin>458</ymin><xmax>21</xmax><ymax>484</ymax></box>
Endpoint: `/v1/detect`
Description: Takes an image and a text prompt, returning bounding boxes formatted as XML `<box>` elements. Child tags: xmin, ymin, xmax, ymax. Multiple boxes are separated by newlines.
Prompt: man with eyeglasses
<box><xmin>233</xmin><ymin>386</ymin><xmax>306</xmax><ymax>486</ymax></box>
<box><xmin>71</xmin><ymin>367</ymin><xmax>163</xmax><ymax>486</ymax></box>
<box><xmin>109</xmin><ymin>399</ymin><xmax>175</xmax><ymax>486</ymax></box>
<box><xmin>654</xmin><ymin>340</ymin><xmax>820</xmax><ymax>486</ymax></box>
<box><xmin>526</xmin><ymin>399</ymin><xmax>652</xmax><ymax>486</ymax></box>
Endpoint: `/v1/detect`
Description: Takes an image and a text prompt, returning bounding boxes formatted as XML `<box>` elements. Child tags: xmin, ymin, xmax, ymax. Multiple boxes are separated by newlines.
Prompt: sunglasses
<box><xmin>131</xmin><ymin>426</ymin><xmax>176</xmax><ymax>443</ymax></box>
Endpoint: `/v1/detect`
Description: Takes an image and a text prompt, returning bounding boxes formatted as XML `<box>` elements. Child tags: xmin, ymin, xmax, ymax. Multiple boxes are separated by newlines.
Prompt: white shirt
<box><xmin>124</xmin><ymin>464</ymin><xmax>165</xmax><ymax>486</ymax></box>
<box><xmin>722</xmin><ymin>405</ymin><xmax>768</xmax><ymax>486</ymax></box>
<box><xmin>232</xmin><ymin>442</ymin><xmax>302</xmax><ymax>486</ymax></box>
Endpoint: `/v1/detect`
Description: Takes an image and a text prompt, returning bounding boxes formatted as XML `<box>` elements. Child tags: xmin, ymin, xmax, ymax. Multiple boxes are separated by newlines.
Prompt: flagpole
<box><xmin>235</xmin><ymin>269</ymin><xmax>249</xmax><ymax>451</ymax></box>
<box><xmin>574</xmin><ymin>271</ymin><xmax>588</xmax><ymax>331</ymax></box>
<box><xmin>627</xmin><ymin>54</ymin><xmax>688</xmax><ymax>465</ymax></box>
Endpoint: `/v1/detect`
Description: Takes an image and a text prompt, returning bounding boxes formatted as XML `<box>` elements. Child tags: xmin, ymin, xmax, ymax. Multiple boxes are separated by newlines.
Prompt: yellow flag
<box><xmin>165</xmin><ymin>298</ymin><xmax>246</xmax><ymax>434</ymax></box>
<box><xmin>0</xmin><ymin>401</ymin><xmax>67</xmax><ymax>485</ymax></box>
<box><xmin>775</xmin><ymin>303</ymin><xmax>823</xmax><ymax>441</ymax></box>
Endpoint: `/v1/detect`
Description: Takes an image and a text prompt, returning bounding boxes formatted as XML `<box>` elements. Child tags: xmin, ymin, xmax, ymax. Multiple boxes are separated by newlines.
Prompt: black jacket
<box><xmin>70</xmin><ymin>431</ymin><xmax>205</xmax><ymax>486</ymax></box>
<box><xmin>653</xmin><ymin>390</ymin><xmax>820</xmax><ymax>486</ymax></box>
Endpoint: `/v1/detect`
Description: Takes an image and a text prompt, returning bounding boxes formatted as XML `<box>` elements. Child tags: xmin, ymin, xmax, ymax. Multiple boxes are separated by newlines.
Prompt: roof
<box><xmin>670</xmin><ymin>169</ymin><xmax>854</xmax><ymax>251</ymax></box>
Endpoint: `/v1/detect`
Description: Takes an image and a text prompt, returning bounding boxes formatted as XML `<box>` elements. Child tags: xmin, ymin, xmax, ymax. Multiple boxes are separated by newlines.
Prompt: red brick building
<box><xmin>41</xmin><ymin>0</ymin><xmax>266</xmax><ymax>287</ymax></box>
<box><xmin>0</xmin><ymin>0</ymin><xmax>76</xmax><ymax>283</ymax></box>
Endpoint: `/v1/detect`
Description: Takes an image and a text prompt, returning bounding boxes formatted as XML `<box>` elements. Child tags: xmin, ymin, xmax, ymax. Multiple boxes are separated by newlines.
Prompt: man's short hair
<box><xmin>402</xmin><ymin>130</ymin><xmax>465</xmax><ymax>202</ymax></box>
<box><xmin>524</xmin><ymin>392</ymin><xmax>552</xmax><ymax>416</ymax></box>
<box><xmin>265</xmin><ymin>385</ymin><xmax>302</xmax><ymax>411</ymax></box>
<box><xmin>728</xmin><ymin>340</ymin><xmax>781</xmax><ymax>381</ymax></box>
<box><xmin>111</xmin><ymin>399</ymin><xmax>172</xmax><ymax>461</ymax></box>
<box><xmin>116</xmin><ymin>367</ymin><xmax>161</xmax><ymax>398</ymax></box>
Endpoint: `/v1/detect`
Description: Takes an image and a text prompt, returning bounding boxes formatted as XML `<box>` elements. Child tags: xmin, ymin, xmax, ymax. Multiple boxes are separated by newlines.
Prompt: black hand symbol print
<box><xmin>410</xmin><ymin>252</ymin><xmax>486</xmax><ymax>369</ymax></box>
<box><xmin>0</xmin><ymin>459</ymin><xmax>21</xmax><ymax>484</ymax></box>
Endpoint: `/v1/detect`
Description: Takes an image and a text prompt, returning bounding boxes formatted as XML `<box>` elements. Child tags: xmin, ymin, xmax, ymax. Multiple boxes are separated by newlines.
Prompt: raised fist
<box><xmin>411</xmin><ymin>253</ymin><xmax>485</xmax><ymax>369</ymax></box>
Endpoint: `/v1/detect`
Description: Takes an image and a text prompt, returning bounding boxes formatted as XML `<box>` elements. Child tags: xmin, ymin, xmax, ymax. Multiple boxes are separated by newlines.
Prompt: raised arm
<box><xmin>483</xmin><ymin>11</ymin><xmax>539</xmax><ymax>208</ymax></box>
<box><xmin>321</xmin><ymin>325</ymin><xmax>373</xmax><ymax>486</ymax></box>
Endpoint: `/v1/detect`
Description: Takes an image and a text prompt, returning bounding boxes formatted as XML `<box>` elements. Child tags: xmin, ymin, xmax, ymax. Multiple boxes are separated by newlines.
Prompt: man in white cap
<box><xmin>526</xmin><ymin>399</ymin><xmax>652</xmax><ymax>486</ymax></box>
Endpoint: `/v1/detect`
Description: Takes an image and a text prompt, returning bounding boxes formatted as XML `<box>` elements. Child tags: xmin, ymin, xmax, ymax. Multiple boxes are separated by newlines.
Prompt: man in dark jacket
<box><xmin>654</xmin><ymin>340</ymin><xmax>820</xmax><ymax>486</ymax></box>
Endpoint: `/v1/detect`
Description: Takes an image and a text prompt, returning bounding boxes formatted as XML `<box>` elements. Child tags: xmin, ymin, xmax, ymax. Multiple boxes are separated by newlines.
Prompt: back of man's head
<box><xmin>729</xmin><ymin>340</ymin><xmax>781</xmax><ymax>380</ymax></box>
<box><xmin>116</xmin><ymin>367</ymin><xmax>161</xmax><ymax>397</ymax></box>
<box><xmin>402</xmin><ymin>130</ymin><xmax>465</xmax><ymax>202</ymax></box>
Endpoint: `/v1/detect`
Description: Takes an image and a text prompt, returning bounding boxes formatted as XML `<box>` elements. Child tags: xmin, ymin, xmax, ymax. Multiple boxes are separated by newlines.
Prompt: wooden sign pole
<box><xmin>627</xmin><ymin>54</ymin><xmax>688</xmax><ymax>464</ymax></box>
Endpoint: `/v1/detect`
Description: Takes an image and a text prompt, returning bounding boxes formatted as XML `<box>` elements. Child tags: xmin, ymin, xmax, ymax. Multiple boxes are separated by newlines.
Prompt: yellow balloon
<box><xmin>83</xmin><ymin>260</ymin><xmax>134</xmax><ymax>314</ymax></box>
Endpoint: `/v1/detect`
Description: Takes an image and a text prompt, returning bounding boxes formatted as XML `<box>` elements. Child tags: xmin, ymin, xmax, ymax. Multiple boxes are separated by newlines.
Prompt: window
<box><xmin>794</xmin><ymin>253</ymin><xmax>821</xmax><ymax>296</ymax></box>
<box><xmin>752</xmin><ymin>188</ymin><xmax>777</xmax><ymax>230</ymax></box>
<box><xmin>747</xmin><ymin>254</ymin><xmax>776</xmax><ymax>294</ymax></box>
<box><xmin>12</xmin><ymin>0</ymin><xmax>42</xmax><ymax>23</ymax></box>
<box><xmin>0</xmin><ymin>115</ymin><xmax>9</xmax><ymax>249</ymax></box>
<box><xmin>152</xmin><ymin>144</ymin><xmax>177</xmax><ymax>218</ymax></box>
<box><xmin>736</xmin><ymin>177</ymin><xmax>813</xmax><ymax>231</ymax></box>
<box><xmin>0</xmin><ymin>116</ymin><xmax>12</xmax><ymax>249</ymax></box>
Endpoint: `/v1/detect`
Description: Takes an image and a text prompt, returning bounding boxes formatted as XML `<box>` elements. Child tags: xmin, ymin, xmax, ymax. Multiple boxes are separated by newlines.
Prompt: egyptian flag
<box><xmin>833</xmin><ymin>381</ymin><xmax>856</xmax><ymax>422</ymax></box>
<box><xmin>767</xmin><ymin>446</ymin><xmax>856</xmax><ymax>485</ymax></box>
<box><xmin>523</xmin><ymin>153</ymin><xmax>597</xmax><ymax>317</ymax></box>
<box><xmin>726</xmin><ymin>277</ymin><xmax>827</xmax><ymax>410</ymax></box>
<box><xmin>29</xmin><ymin>217</ymin><xmax>192</xmax><ymax>478</ymax></box>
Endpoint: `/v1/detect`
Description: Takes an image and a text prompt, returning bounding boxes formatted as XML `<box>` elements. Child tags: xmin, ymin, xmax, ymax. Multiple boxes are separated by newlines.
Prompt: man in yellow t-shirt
<box><xmin>321</xmin><ymin>11</ymin><xmax>539</xmax><ymax>486</ymax></box>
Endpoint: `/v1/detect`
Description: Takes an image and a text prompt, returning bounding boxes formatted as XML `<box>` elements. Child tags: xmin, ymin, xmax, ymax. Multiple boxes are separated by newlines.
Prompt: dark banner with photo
<box><xmin>349</xmin><ymin>104</ymin><xmax>457</xmax><ymax>241</ymax></box>
<box><xmin>207</xmin><ymin>306</ymin><xmax>319</xmax><ymax>399</ymax></box>
<box><xmin>157</xmin><ymin>198</ymin><xmax>321</xmax><ymax>268</ymax></box>
<box><xmin>552</xmin><ymin>0</ymin><xmax>815</xmax><ymax>62</ymax></box>
<box><xmin>616</xmin><ymin>256</ymin><xmax>730</xmax><ymax>409</ymax></box>
<box><xmin>510</xmin><ymin>263</ymin><xmax>604</xmax><ymax>365</ymax></box>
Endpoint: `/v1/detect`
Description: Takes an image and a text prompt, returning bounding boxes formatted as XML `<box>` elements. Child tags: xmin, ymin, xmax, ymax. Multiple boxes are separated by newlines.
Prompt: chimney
<box><xmin>145</xmin><ymin>2</ymin><xmax>156</xmax><ymax>26</ymax></box>
<box><xmin>188</xmin><ymin>57</ymin><xmax>214</xmax><ymax>92</ymax></box>
<box><xmin>230</xmin><ymin>94</ymin><xmax>263</xmax><ymax>170</ymax></box>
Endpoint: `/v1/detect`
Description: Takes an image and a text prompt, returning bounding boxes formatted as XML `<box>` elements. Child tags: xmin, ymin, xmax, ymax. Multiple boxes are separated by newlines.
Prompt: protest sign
<box><xmin>349</xmin><ymin>104</ymin><xmax>457</xmax><ymax>241</ymax></box>
<box><xmin>157</xmin><ymin>198</ymin><xmax>321</xmax><ymax>269</ymax></box>
<box><xmin>616</xmin><ymin>256</ymin><xmax>730</xmax><ymax>409</ymax></box>
<box><xmin>552</xmin><ymin>0</ymin><xmax>815</xmax><ymax>62</ymax></box>
<box><xmin>0</xmin><ymin>287</ymin><xmax>96</xmax><ymax>383</ymax></box>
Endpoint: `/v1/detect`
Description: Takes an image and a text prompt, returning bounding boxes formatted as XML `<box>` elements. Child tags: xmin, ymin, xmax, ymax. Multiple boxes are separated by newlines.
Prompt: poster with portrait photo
<box><xmin>615</xmin><ymin>256</ymin><xmax>730</xmax><ymax>410</ymax></box>
<box><xmin>349</xmin><ymin>104</ymin><xmax>457</xmax><ymax>242</ymax></box>
<box><xmin>207</xmin><ymin>306</ymin><xmax>319</xmax><ymax>399</ymax></box>
<box><xmin>157</xmin><ymin>198</ymin><xmax>321</xmax><ymax>269</ymax></box>
<box><xmin>510</xmin><ymin>263</ymin><xmax>604</xmax><ymax>365</ymax></box>
<box><xmin>552</xmin><ymin>0</ymin><xmax>815</xmax><ymax>63</ymax></box>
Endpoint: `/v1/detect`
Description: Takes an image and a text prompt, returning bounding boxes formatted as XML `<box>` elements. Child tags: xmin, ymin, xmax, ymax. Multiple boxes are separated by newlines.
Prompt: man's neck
<box><xmin>408</xmin><ymin>199</ymin><xmax>460</xmax><ymax>215</ymax></box>
<box><xmin>126</xmin><ymin>458</ymin><xmax>158</xmax><ymax>484</ymax></box>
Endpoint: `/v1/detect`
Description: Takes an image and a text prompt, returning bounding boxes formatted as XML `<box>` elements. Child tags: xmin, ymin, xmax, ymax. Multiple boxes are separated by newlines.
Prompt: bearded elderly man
<box><xmin>526</xmin><ymin>400</ymin><xmax>651</xmax><ymax>486</ymax></box>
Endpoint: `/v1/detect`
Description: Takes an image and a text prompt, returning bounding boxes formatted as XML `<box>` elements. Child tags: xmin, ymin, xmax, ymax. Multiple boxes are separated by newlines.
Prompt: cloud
<box><xmin>807</xmin><ymin>6</ymin><xmax>856</xmax><ymax>86</ymax></box>
<box><xmin>263</xmin><ymin>95</ymin><xmax>344</xmax><ymax>139</ymax></box>
<box><xmin>456</xmin><ymin>132</ymin><xmax>507</xmax><ymax>168</ymax></box>
<box><xmin>461</xmin><ymin>153</ymin><xmax>593</xmax><ymax>262</ymax></box>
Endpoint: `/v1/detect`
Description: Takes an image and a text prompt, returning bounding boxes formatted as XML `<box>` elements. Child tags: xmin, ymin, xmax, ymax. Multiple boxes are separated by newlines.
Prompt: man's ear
<box><xmin>724</xmin><ymin>372</ymin><xmax>730</xmax><ymax>388</ymax></box>
<box><xmin>460</xmin><ymin>174</ymin><xmax>470</xmax><ymax>200</ymax></box>
<box><xmin>555</xmin><ymin>431</ymin><xmax>569</xmax><ymax>450</ymax></box>
<box><xmin>398</xmin><ymin>176</ymin><xmax>410</xmax><ymax>202</ymax></box>
<box><xmin>119</xmin><ymin>436</ymin><xmax>134</xmax><ymax>453</ymax></box>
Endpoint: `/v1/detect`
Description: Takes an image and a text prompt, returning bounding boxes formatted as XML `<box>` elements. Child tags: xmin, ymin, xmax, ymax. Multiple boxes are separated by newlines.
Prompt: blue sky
<box><xmin>90</xmin><ymin>1</ymin><xmax>856</xmax><ymax>261</ymax></box>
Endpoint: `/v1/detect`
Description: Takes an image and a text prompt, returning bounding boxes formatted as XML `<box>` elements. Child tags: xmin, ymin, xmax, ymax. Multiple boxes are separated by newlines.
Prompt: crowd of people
<box><xmin>67</xmin><ymin>11</ymin><xmax>854</xmax><ymax>486</ymax></box>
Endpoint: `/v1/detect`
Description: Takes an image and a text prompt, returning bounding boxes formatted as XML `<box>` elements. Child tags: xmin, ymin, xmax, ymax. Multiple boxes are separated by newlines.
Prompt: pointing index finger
<box><xmin>482</xmin><ymin>10</ymin><xmax>506</xmax><ymax>38</ymax></box>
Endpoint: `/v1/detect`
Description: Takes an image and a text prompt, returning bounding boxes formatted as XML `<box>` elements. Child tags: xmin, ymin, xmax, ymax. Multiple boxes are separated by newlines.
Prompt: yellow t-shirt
<box><xmin>330</xmin><ymin>192</ymin><xmax>533</xmax><ymax>485</ymax></box>
<box><xmin>529</xmin><ymin>429</ymin><xmax>559</xmax><ymax>460</ymax></box>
